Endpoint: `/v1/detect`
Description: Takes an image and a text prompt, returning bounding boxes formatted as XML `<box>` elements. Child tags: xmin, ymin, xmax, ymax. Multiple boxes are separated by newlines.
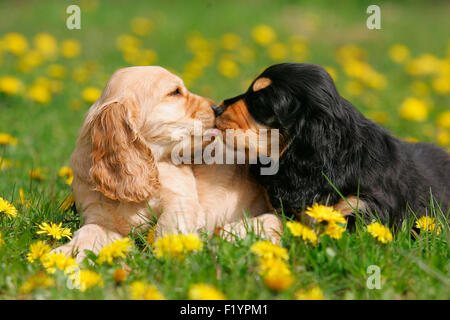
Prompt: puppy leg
<box><xmin>218</xmin><ymin>213</ymin><xmax>283</xmax><ymax>244</ymax></box>
<box><xmin>52</xmin><ymin>224</ymin><xmax>123</xmax><ymax>263</ymax></box>
<box><xmin>334</xmin><ymin>195</ymin><xmax>367</xmax><ymax>216</ymax></box>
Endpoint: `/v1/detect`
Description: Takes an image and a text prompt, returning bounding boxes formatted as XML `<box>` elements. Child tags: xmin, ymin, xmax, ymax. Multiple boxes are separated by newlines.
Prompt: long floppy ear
<box><xmin>90</xmin><ymin>101</ymin><xmax>160</xmax><ymax>202</ymax></box>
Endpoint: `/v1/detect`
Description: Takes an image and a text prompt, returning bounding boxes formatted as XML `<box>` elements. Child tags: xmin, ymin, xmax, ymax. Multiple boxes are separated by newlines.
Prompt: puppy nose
<box><xmin>211</xmin><ymin>104</ymin><xmax>224</xmax><ymax>117</ymax></box>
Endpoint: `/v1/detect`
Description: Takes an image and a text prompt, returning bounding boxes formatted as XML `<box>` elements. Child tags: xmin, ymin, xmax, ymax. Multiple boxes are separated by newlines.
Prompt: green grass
<box><xmin>0</xmin><ymin>0</ymin><xmax>449</xmax><ymax>299</ymax></box>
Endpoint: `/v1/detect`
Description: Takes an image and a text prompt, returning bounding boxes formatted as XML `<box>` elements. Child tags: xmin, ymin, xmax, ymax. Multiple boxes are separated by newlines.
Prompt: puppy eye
<box><xmin>169</xmin><ymin>88</ymin><xmax>182</xmax><ymax>96</ymax></box>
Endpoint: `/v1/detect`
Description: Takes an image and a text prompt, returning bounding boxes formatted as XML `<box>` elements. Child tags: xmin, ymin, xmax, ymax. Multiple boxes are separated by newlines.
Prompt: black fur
<box><xmin>221</xmin><ymin>63</ymin><xmax>450</xmax><ymax>226</ymax></box>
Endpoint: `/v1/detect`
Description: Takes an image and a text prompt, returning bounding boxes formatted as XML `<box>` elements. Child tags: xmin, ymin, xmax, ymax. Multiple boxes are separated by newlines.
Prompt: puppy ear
<box><xmin>90</xmin><ymin>101</ymin><xmax>160</xmax><ymax>202</ymax></box>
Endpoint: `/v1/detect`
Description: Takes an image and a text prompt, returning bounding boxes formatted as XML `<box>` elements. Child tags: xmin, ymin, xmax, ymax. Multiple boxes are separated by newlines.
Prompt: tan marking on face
<box><xmin>252</xmin><ymin>77</ymin><xmax>272</xmax><ymax>92</ymax></box>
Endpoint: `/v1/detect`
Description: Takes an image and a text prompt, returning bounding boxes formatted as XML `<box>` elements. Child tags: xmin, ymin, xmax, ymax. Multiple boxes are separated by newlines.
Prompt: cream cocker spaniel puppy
<box><xmin>55</xmin><ymin>66</ymin><xmax>282</xmax><ymax>262</ymax></box>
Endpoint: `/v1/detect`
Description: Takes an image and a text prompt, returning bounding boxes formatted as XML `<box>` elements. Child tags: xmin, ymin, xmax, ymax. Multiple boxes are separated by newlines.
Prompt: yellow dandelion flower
<box><xmin>97</xmin><ymin>237</ymin><xmax>132</xmax><ymax>264</ymax></box>
<box><xmin>406</xmin><ymin>54</ymin><xmax>441</xmax><ymax>76</ymax></box>
<box><xmin>82</xmin><ymin>86</ymin><xmax>101</xmax><ymax>103</ymax></box>
<box><xmin>437</xmin><ymin>111</ymin><xmax>450</xmax><ymax>129</ymax></box>
<box><xmin>432</xmin><ymin>75</ymin><xmax>450</xmax><ymax>94</ymax></box>
<box><xmin>0</xmin><ymin>157</ymin><xmax>13</xmax><ymax>171</ymax></box>
<box><xmin>70</xmin><ymin>270</ymin><xmax>104</xmax><ymax>292</ymax></box>
<box><xmin>0</xmin><ymin>197</ymin><xmax>18</xmax><ymax>219</ymax></box>
<box><xmin>268</xmin><ymin>42</ymin><xmax>287</xmax><ymax>61</ymax></box>
<box><xmin>61</xmin><ymin>39</ymin><xmax>81</xmax><ymax>58</ymax></box>
<box><xmin>437</xmin><ymin>130</ymin><xmax>450</xmax><ymax>146</ymax></box>
<box><xmin>29</xmin><ymin>84</ymin><xmax>51</xmax><ymax>104</ymax></box>
<box><xmin>147</xmin><ymin>226</ymin><xmax>156</xmax><ymax>245</ymax></box>
<box><xmin>399</xmin><ymin>97</ymin><xmax>428</xmax><ymax>122</ymax></box>
<box><xmin>188</xmin><ymin>283</ymin><xmax>226</xmax><ymax>300</ymax></box>
<box><xmin>323</xmin><ymin>223</ymin><xmax>346</xmax><ymax>240</ymax></box>
<box><xmin>37</xmin><ymin>222</ymin><xmax>72</xmax><ymax>240</ymax></box>
<box><xmin>286</xmin><ymin>221</ymin><xmax>318</xmax><ymax>244</ymax></box>
<box><xmin>130</xmin><ymin>17</ymin><xmax>153</xmax><ymax>36</ymax></box>
<box><xmin>0</xmin><ymin>232</ymin><xmax>4</xmax><ymax>248</ymax></box>
<box><xmin>218</xmin><ymin>58</ymin><xmax>239</xmax><ymax>79</ymax></box>
<box><xmin>336</xmin><ymin>44</ymin><xmax>366</xmax><ymax>64</ymax></box>
<box><xmin>4</xmin><ymin>32</ymin><xmax>28</xmax><ymax>56</ymax></box>
<box><xmin>252</xmin><ymin>25</ymin><xmax>276</xmax><ymax>46</ymax></box>
<box><xmin>129</xmin><ymin>281</ymin><xmax>165</xmax><ymax>300</ymax></box>
<box><xmin>0</xmin><ymin>133</ymin><xmax>18</xmax><ymax>146</ymax></box>
<box><xmin>415</xmin><ymin>216</ymin><xmax>441</xmax><ymax>234</ymax></box>
<box><xmin>389</xmin><ymin>44</ymin><xmax>410</xmax><ymax>64</ymax></box>
<box><xmin>116</xmin><ymin>34</ymin><xmax>141</xmax><ymax>51</ymax></box>
<box><xmin>40</xmin><ymin>252</ymin><xmax>77</xmax><ymax>274</ymax></box>
<box><xmin>250</xmin><ymin>240</ymin><xmax>289</xmax><ymax>261</ymax></box>
<box><xmin>295</xmin><ymin>286</ymin><xmax>325</xmax><ymax>300</ymax></box>
<box><xmin>0</xmin><ymin>76</ymin><xmax>23</xmax><ymax>95</ymax></box>
<box><xmin>60</xmin><ymin>194</ymin><xmax>75</xmax><ymax>212</ymax></box>
<box><xmin>27</xmin><ymin>240</ymin><xmax>52</xmax><ymax>263</ymax></box>
<box><xmin>17</xmin><ymin>49</ymin><xmax>44</xmax><ymax>72</ymax></box>
<box><xmin>221</xmin><ymin>33</ymin><xmax>241</xmax><ymax>50</ymax></box>
<box><xmin>324</xmin><ymin>66</ymin><xmax>338</xmax><ymax>81</ymax></box>
<box><xmin>19</xmin><ymin>272</ymin><xmax>54</xmax><ymax>294</ymax></box>
<box><xmin>153</xmin><ymin>233</ymin><xmax>203</xmax><ymax>260</ymax></box>
<box><xmin>33</xmin><ymin>33</ymin><xmax>58</xmax><ymax>59</ymax></box>
<box><xmin>305</xmin><ymin>203</ymin><xmax>347</xmax><ymax>224</ymax></box>
<box><xmin>259</xmin><ymin>258</ymin><xmax>295</xmax><ymax>291</ymax></box>
<box><xmin>58</xmin><ymin>166</ymin><xmax>74</xmax><ymax>185</ymax></box>
<box><xmin>367</xmin><ymin>222</ymin><xmax>393</xmax><ymax>243</ymax></box>
<box><xmin>113</xmin><ymin>268</ymin><xmax>128</xmax><ymax>283</ymax></box>
<box><xmin>47</xmin><ymin>64</ymin><xmax>66</xmax><ymax>79</ymax></box>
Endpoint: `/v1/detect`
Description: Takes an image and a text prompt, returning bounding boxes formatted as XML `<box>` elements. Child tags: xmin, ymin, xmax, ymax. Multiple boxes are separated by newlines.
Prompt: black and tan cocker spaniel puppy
<box><xmin>215</xmin><ymin>63</ymin><xmax>450</xmax><ymax>226</ymax></box>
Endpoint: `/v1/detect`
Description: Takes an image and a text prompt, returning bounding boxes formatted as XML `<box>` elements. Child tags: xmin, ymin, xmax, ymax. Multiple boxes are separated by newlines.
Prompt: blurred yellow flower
<box><xmin>324</xmin><ymin>66</ymin><xmax>338</xmax><ymax>81</ymax></box>
<box><xmin>113</xmin><ymin>268</ymin><xmax>127</xmax><ymax>283</ymax></box>
<box><xmin>27</xmin><ymin>241</ymin><xmax>52</xmax><ymax>263</ymax></box>
<box><xmin>123</xmin><ymin>48</ymin><xmax>157</xmax><ymax>65</ymax></box>
<box><xmin>218</xmin><ymin>58</ymin><xmax>239</xmax><ymax>78</ymax></box>
<box><xmin>61</xmin><ymin>39</ymin><xmax>81</xmax><ymax>58</ymax></box>
<box><xmin>252</xmin><ymin>25</ymin><xmax>276</xmax><ymax>46</ymax></box>
<box><xmin>406</xmin><ymin>54</ymin><xmax>441</xmax><ymax>75</ymax></box>
<box><xmin>71</xmin><ymin>270</ymin><xmax>104</xmax><ymax>292</ymax></box>
<box><xmin>221</xmin><ymin>33</ymin><xmax>241</xmax><ymax>50</ymax></box>
<box><xmin>437</xmin><ymin>111</ymin><xmax>450</xmax><ymax>129</ymax></box>
<box><xmin>29</xmin><ymin>84</ymin><xmax>51</xmax><ymax>104</ymax></box>
<box><xmin>259</xmin><ymin>258</ymin><xmax>294</xmax><ymax>291</ymax></box>
<box><xmin>336</xmin><ymin>44</ymin><xmax>365</xmax><ymax>64</ymax></box>
<box><xmin>130</xmin><ymin>17</ymin><xmax>153</xmax><ymax>36</ymax></box>
<box><xmin>437</xmin><ymin>130</ymin><xmax>450</xmax><ymax>146</ymax></box>
<box><xmin>305</xmin><ymin>203</ymin><xmax>347</xmax><ymax>224</ymax></box>
<box><xmin>295</xmin><ymin>286</ymin><xmax>325</xmax><ymax>300</ymax></box>
<box><xmin>0</xmin><ymin>157</ymin><xmax>13</xmax><ymax>171</ymax></box>
<box><xmin>415</xmin><ymin>216</ymin><xmax>441</xmax><ymax>234</ymax></box>
<box><xmin>367</xmin><ymin>222</ymin><xmax>393</xmax><ymax>243</ymax></box>
<box><xmin>367</xmin><ymin>111</ymin><xmax>388</xmax><ymax>125</ymax></box>
<box><xmin>147</xmin><ymin>226</ymin><xmax>156</xmax><ymax>245</ymax></box>
<box><xmin>19</xmin><ymin>272</ymin><xmax>54</xmax><ymax>294</ymax></box>
<box><xmin>29</xmin><ymin>168</ymin><xmax>46</xmax><ymax>180</ymax></box>
<box><xmin>432</xmin><ymin>75</ymin><xmax>450</xmax><ymax>94</ymax></box>
<box><xmin>37</xmin><ymin>222</ymin><xmax>72</xmax><ymax>240</ymax></box>
<box><xmin>34</xmin><ymin>33</ymin><xmax>58</xmax><ymax>59</ymax></box>
<box><xmin>153</xmin><ymin>233</ymin><xmax>203</xmax><ymax>260</ymax></box>
<box><xmin>0</xmin><ymin>197</ymin><xmax>18</xmax><ymax>219</ymax></box>
<box><xmin>82</xmin><ymin>86</ymin><xmax>101</xmax><ymax>103</ymax></box>
<box><xmin>0</xmin><ymin>133</ymin><xmax>18</xmax><ymax>145</ymax></box>
<box><xmin>0</xmin><ymin>232</ymin><xmax>3</xmax><ymax>248</ymax></box>
<box><xmin>0</xmin><ymin>76</ymin><xmax>23</xmax><ymax>95</ymax></box>
<box><xmin>268</xmin><ymin>42</ymin><xmax>287</xmax><ymax>61</ymax></box>
<box><xmin>116</xmin><ymin>34</ymin><xmax>141</xmax><ymax>51</ymax></box>
<box><xmin>97</xmin><ymin>237</ymin><xmax>132</xmax><ymax>264</ymax></box>
<box><xmin>399</xmin><ymin>97</ymin><xmax>428</xmax><ymax>122</ymax></box>
<box><xmin>58</xmin><ymin>166</ymin><xmax>73</xmax><ymax>185</ymax></box>
<box><xmin>4</xmin><ymin>32</ymin><xmax>28</xmax><ymax>55</ymax></box>
<box><xmin>41</xmin><ymin>252</ymin><xmax>77</xmax><ymax>274</ymax></box>
<box><xmin>404</xmin><ymin>136</ymin><xmax>419</xmax><ymax>143</ymax></box>
<box><xmin>188</xmin><ymin>283</ymin><xmax>226</xmax><ymax>300</ymax></box>
<box><xmin>286</xmin><ymin>221</ymin><xmax>318</xmax><ymax>244</ymax></box>
<box><xmin>389</xmin><ymin>44</ymin><xmax>410</xmax><ymax>64</ymax></box>
<box><xmin>18</xmin><ymin>50</ymin><xmax>44</xmax><ymax>72</ymax></box>
<box><xmin>19</xmin><ymin>188</ymin><xmax>32</xmax><ymax>208</ymax></box>
<box><xmin>411</xmin><ymin>81</ymin><xmax>429</xmax><ymax>97</ymax></box>
<box><xmin>47</xmin><ymin>64</ymin><xmax>67</xmax><ymax>79</ymax></box>
<box><xmin>129</xmin><ymin>281</ymin><xmax>165</xmax><ymax>300</ymax></box>
<box><xmin>323</xmin><ymin>223</ymin><xmax>346</xmax><ymax>240</ymax></box>
<box><xmin>250</xmin><ymin>240</ymin><xmax>289</xmax><ymax>261</ymax></box>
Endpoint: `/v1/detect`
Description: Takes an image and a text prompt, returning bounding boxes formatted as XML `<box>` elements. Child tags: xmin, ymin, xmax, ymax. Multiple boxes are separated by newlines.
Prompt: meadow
<box><xmin>0</xmin><ymin>0</ymin><xmax>449</xmax><ymax>300</ymax></box>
